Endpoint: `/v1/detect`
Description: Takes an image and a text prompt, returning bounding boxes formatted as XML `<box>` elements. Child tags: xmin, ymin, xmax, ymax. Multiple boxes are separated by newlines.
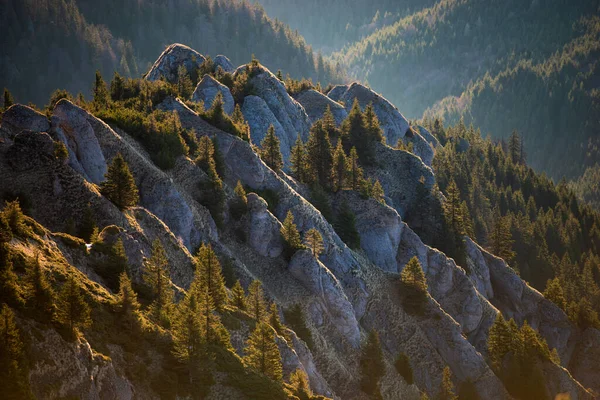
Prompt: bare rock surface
<box><xmin>192</xmin><ymin>74</ymin><xmax>235</xmax><ymax>114</ymax></box>
<box><xmin>145</xmin><ymin>43</ymin><xmax>206</xmax><ymax>83</ymax></box>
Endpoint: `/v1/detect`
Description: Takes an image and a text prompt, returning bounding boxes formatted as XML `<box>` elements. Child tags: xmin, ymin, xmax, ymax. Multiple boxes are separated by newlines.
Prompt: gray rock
<box><xmin>242</xmin><ymin>95</ymin><xmax>290</xmax><ymax>159</ymax></box>
<box><xmin>191</xmin><ymin>74</ymin><xmax>235</xmax><ymax>115</ymax></box>
<box><xmin>1</xmin><ymin>104</ymin><xmax>50</xmax><ymax>136</ymax></box>
<box><xmin>214</xmin><ymin>55</ymin><xmax>235</xmax><ymax>73</ymax></box>
<box><xmin>404</xmin><ymin>126</ymin><xmax>435</xmax><ymax>167</ymax></box>
<box><xmin>246</xmin><ymin>193</ymin><xmax>283</xmax><ymax>258</ymax></box>
<box><xmin>417</xmin><ymin>125</ymin><xmax>440</xmax><ymax>148</ymax></box>
<box><xmin>52</xmin><ymin>99</ymin><xmax>108</xmax><ymax>184</ymax></box>
<box><xmin>145</xmin><ymin>43</ymin><xmax>206</xmax><ymax>84</ymax></box>
<box><xmin>294</xmin><ymin>89</ymin><xmax>347</xmax><ymax>126</ymax></box>
<box><xmin>570</xmin><ymin>328</ymin><xmax>600</xmax><ymax>394</ymax></box>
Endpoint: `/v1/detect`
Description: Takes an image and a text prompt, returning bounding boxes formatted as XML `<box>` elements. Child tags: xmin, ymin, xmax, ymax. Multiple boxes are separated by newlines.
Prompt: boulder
<box><xmin>191</xmin><ymin>74</ymin><xmax>235</xmax><ymax>115</ymax></box>
<box><xmin>214</xmin><ymin>55</ymin><xmax>235</xmax><ymax>73</ymax></box>
<box><xmin>1</xmin><ymin>104</ymin><xmax>50</xmax><ymax>136</ymax></box>
<box><xmin>294</xmin><ymin>89</ymin><xmax>347</xmax><ymax>125</ymax></box>
<box><xmin>241</xmin><ymin>95</ymin><xmax>290</xmax><ymax>159</ymax></box>
<box><xmin>52</xmin><ymin>99</ymin><xmax>108</xmax><ymax>184</ymax></box>
<box><xmin>145</xmin><ymin>43</ymin><xmax>205</xmax><ymax>83</ymax></box>
<box><xmin>246</xmin><ymin>193</ymin><xmax>284</xmax><ymax>258</ymax></box>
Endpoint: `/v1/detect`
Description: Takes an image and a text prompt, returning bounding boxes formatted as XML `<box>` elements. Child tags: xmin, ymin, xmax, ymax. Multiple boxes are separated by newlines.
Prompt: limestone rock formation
<box><xmin>1</xmin><ymin>104</ymin><xmax>50</xmax><ymax>136</ymax></box>
<box><xmin>293</xmin><ymin>89</ymin><xmax>347</xmax><ymax>125</ymax></box>
<box><xmin>145</xmin><ymin>43</ymin><xmax>206</xmax><ymax>83</ymax></box>
<box><xmin>191</xmin><ymin>74</ymin><xmax>235</xmax><ymax>115</ymax></box>
<box><xmin>246</xmin><ymin>193</ymin><xmax>284</xmax><ymax>258</ymax></box>
<box><xmin>214</xmin><ymin>54</ymin><xmax>235</xmax><ymax>73</ymax></box>
<box><xmin>241</xmin><ymin>95</ymin><xmax>289</xmax><ymax>158</ymax></box>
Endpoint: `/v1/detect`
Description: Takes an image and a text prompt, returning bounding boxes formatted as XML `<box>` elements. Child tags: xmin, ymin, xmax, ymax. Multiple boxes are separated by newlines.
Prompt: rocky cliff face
<box><xmin>145</xmin><ymin>43</ymin><xmax>206</xmax><ymax>83</ymax></box>
<box><xmin>1</xmin><ymin>44</ymin><xmax>597</xmax><ymax>400</ymax></box>
<box><xmin>192</xmin><ymin>74</ymin><xmax>235</xmax><ymax>115</ymax></box>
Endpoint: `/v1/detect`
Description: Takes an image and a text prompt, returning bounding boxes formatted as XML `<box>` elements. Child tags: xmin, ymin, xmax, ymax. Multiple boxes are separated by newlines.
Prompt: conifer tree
<box><xmin>209</xmin><ymin>91</ymin><xmax>225</xmax><ymax>125</ymax></box>
<box><xmin>359</xmin><ymin>330</ymin><xmax>385</xmax><ymax>398</ymax></box>
<box><xmin>334</xmin><ymin>201</ymin><xmax>360</xmax><ymax>249</ymax></box>
<box><xmin>247</xmin><ymin>280</ymin><xmax>267</xmax><ymax>321</ymax></box>
<box><xmin>110</xmin><ymin>72</ymin><xmax>125</xmax><ymax>101</ymax></box>
<box><xmin>290</xmin><ymin>135</ymin><xmax>308</xmax><ymax>182</ymax></box>
<box><xmin>194</xmin><ymin>243</ymin><xmax>227</xmax><ymax>311</ymax></box>
<box><xmin>306</xmin><ymin>120</ymin><xmax>334</xmax><ymax>188</ymax></box>
<box><xmin>322</xmin><ymin>105</ymin><xmax>339</xmax><ymax>141</ymax></box>
<box><xmin>508</xmin><ymin>130</ymin><xmax>523</xmax><ymax>165</ymax></box>
<box><xmin>543</xmin><ymin>278</ymin><xmax>566</xmax><ymax>311</ymax></box>
<box><xmin>489</xmin><ymin>209</ymin><xmax>515</xmax><ymax>264</ymax></box>
<box><xmin>364</xmin><ymin>103</ymin><xmax>384</xmax><ymax>144</ymax></box>
<box><xmin>487</xmin><ymin>313</ymin><xmax>512</xmax><ymax>369</ymax></box>
<box><xmin>348</xmin><ymin>147</ymin><xmax>364</xmax><ymax>190</ymax></box>
<box><xmin>177</xmin><ymin>65</ymin><xmax>194</xmax><ymax>99</ymax></box>
<box><xmin>0</xmin><ymin>243</ymin><xmax>22</xmax><ymax>308</ymax></box>
<box><xmin>268</xmin><ymin>303</ymin><xmax>284</xmax><ymax>336</ymax></box>
<box><xmin>244</xmin><ymin>322</ymin><xmax>283</xmax><ymax>381</ymax></box>
<box><xmin>3</xmin><ymin>88</ymin><xmax>14</xmax><ymax>111</ymax></box>
<box><xmin>304</xmin><ymin>228</ymin><xmax>324</xmax><ymax>257</ymax></box>
<box><xmin>332</xmin><ymin>141</ymin><xmax>348</xmax><ymax>191</ymax></box>
<box><xmin>395</xmin><ymin>353</ymin><xmax>413</xmax><ymax>385</ymax></box>
<box><xmin>196</xmin><ymin>137</ymin><xmax>225</xmax><ymax>226</ymax></box>
<box><xmin>93</xmin><ymin>70</ymin><xmax>109</xmax><ymax>109</ymax></box>
<box><xmin>26</xmin><ymin>254</ymin><xmax>56</xmax><ymax>323</ymax></box>
<box><xmin>116</xmin><ymin>272</ymin><xmax>141</xmax><ymax>331</ymax></box>
<box><xmin>143</xmin><ymin>240</ymin><xmax>174</xmax><ymax>326</ymax></box>
<box><xmin>231</xmin><ymin>104</ymin><xmax>245</xmax><ymax>126</ymax></box>
<box><xmin>439</xmin><ymin>367</ymin><xmax>458</xmax><ymax>400</ymax></box>
<box><xmin>284</xmin><ymin>304</ymin><xmax>314</xmax><ymax>349</ymax></box>
<box><xmin>230</xmin><ymin>180</ymin><xmax>248</xmax><ymax>220</ymax></box>
<box><xmin>443</xmin><ymin>179</ymin><xmax>466</xmax><ymax>264</ymax></box>
<box><xmin>101</xmin><ymin>153</ymin><xmax>139</xmax><ymax>210</ymax></box>
<box><xmin>401</xmin><ymin>257</ymin><xmax>428</xmax><ymax>293</ymax></box>
<box><xmin>196</xmin><ymin>136</ymin><xmax>215</xmax><ymax>172</ymax></box>
<box><xmin>281</xmin><ymin>211</ymin><xmax>304</xmax><ymax>259</ymax></box>
<box><xmin>372</xmin><ymin>180</ymin><xmax>385</xmax><ymax>204</ymax></box>
<box><xmin>57</xmin><ymin>275</ymin><xmax>92</xmax><ymax>337</ymax></box>
<box><xmin>230</xmin><ymin>280</ymin><xmax>247</xmax><ymax>310</ymax></box>
<box><xmin>260</xmin><ymin>125</ymin><xmax>284</xmax><ymax>172</ymax></box>
<box><xmin>289</xmin><ymin>369</ymin><xmax>313</xmax><ymax>399</ymax></box>
<box><xmin>0</xmin><ymin>304</ymin><xmax>32</xmax><ymax>400</ymax></box>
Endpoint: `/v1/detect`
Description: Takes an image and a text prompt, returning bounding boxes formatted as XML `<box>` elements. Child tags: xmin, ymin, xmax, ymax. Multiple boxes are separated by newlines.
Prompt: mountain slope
<box><xmin>0</xmin><ymin>0</ymin><xmax>345</xmax><ymax>107</ymax></box>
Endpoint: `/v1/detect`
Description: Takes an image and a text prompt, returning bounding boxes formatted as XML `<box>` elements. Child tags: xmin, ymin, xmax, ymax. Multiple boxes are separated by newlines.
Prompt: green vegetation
<box><xmin>244</xmin><ymin>322</ymin><xmax>283</xmax><ymax>381</ymax></box>
<box><xmin>57</xmin><ymin>275</ymin><xmax>92</xmax><ymax>339</ymax></box>
<box><xmin>259</xmin><ymin>125</ymin><xmax>284</xmax><ymax>172</ymax></box>
<box><xmin>195</xmin><ymin>136</ymin><xmax>226</xmax><ymax>227</ymax></box>
<box><xmin>283</xmin><ymin>304</ymin><xmax>314</xmax><ymax>350</ymax></box>
<box><xmin>101</xmin><ymin>153</ymin><xmax>139</xmax><ymax>210</ymax></box>
<box><xmin>359</xmin><ymin>330</ymin><xmax>385</xmax><ymax>399</ymax></box>
<box><xmin>439</xmin><ymin>366</ymin><xmax>458</xmax><ymax>400</ymax></box>
<box><xmin>394</xmin><ymin>352</ymin><xmax>413</xmax><ymax>385</ymax></box>
<box><xmin>303</xmin><ymin>228</ymin><xmax>324</xmax><ymax>258</ymax></box>
<box><xmin>194</xmin><ymin>243</ymin><xmax>228</xmax><ymax>312</ymax></box>
<box><xmin>400</xmin><ymin>257</ymin><xmax>428</xmax><ymax>315</ymax></box>
<box><xmin>247</xmin><ymin>280</ymin><xmax>267</xmax><ymax>322</ymax></box>
<box><xmin>281</xmin><ymin>211</ymin><xmax>305</xmax><ymax>260</ymax></box>
<box><xmin>0</xmin><ymin>304</ymin><xmax>33</xmax><ymax>400</ymax></box>
<box><xmin>143</xmin><ymin>239</ymin><xmax>174</xmax><ymax>328</ymax></box>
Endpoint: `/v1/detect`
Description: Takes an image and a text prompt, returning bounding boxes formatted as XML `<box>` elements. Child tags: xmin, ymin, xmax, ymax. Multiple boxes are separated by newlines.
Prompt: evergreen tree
<box><xmin>260</xmin><ymin>125</ymin><xmax>284</xmax><ymax>172</ymax></box>
<box><xmin>363</xmin><ymin>103</ymin><xmax>384</xmax><ymax>144</ymax></box>
<box><xmin>332</xmin><ymin>141</ymin><xmax>348</xmax><ymax>191</ymax></box>
<box><xmin>244</xmin><ymin>322</ymin><xmax>283</xmax><ymax>381</ymax></box>
<box><xmin>98</xmin><ymin>239</ymin><xmax>129</xmax><ymax>292</ymax></box>
<box><xmin>143</xmin><ymin>239</ymin><xmax>173</xmax><ymax>327</ymax></box>
<box><xmin>395</xmin><ymin>353</ymin><xmax>413</xmax><ymax>385</ymax></box>
<box><xmin>230</xmin><ymin>180</ymin><xmax>248</xmax><ymax>220</ymax></box>
<box><xmin>101</xmin><ymin>153</ymin><xmax>139</xmax><ymax>210</ymax></box>
<box><xmin>281</xmin><ymin>211</ymin><xmax>304</xmax><ymax>259</ymax></box>
<box><xmin>508</xmin><ymin>130</ymin><xmax>523</xmax><ymax>165</ymax></box>
<box><xmin>439</xmin><ymin>366</ymin><xmax>458</xmax><ymax>400</ymax></box>
<box><xmin>322</xmin><ymin>105</ymin><xmax>339</xmax><ymax>142</ymax></box>
<box><xmin>93</xmin><ymin>70</ymin><xmax>109</xmax><ymax>109</ymax></box>
<box><xmin>209</xmin><ymin>92</ymin><xmax>226</xmax><ymax>125</ymax></box>
<box><xmin>304</xmin><ymin>228</ymin><xmax>324</xmax><ymax>257</ymax></box>
<box><xmin>290</xmin><ymin>135</ymin><xmax>308</xmax><ymax>182</ymax></box>
<box><xmin>116</xmin><ymin>272</ymin><xmax>141</xmax><ymax>331</ymax></box>
<box><xmin>306</xmin><ymin>120</ymin><xmax>334</xmax><ymax>188</ymax></box>
<box><xmin>57</xmin><ymin>275</ymin><xmax>92</xmax><ymax>338</ymax></box>
<box><xmin>110</xmin><ymin>72</ymin><xmax>125</xmax><ymax>101</ymax></box>
<box><xmin>0</xmin><ymin>304</ymin><xmax>32</xmax><ymax>400</ymax></box>
<box><xmin>487</xmin><ymin>313</ymin><xmax>512</xmax><ymax>369</ymax></box>
<box><xmin>401</xmin><ymin>257</ymin><xmax>428</xmax><ymax>293</ymax></box>
<box><xmin>3</xmin><ymin>88</ymin><xmax>14</xmax><ymax>111</ymax></box>
<box><xmin>289</xmin><ymin>369</ymin><xmax>313</xmax><ymax>400</ymax></box>
<box><xmin>230</xmin><ymin>280</ymin><xmax>247</xmax><ymax>310</ymax></box>
<box><xmin>543</xmin><ymin>278</ymin><xmax>566</xmax><ymax>311</ymax></box>
<box><xmin>194</xmin><ymin>243</ymin><xmax>227</xmax><ymax>311</ymax></box>
<box><xmin>359</xmin><ymin>330</ymin><xmax>385</xmax><ymax>398</ymax></box>
<box><xmin>443</xmin><ymin>180</ymin><xmax>466</xmax><ymax>264</ymax></box>
<box><xmin>489</xmin><ymin>209</ymin><xmax>515</xmax><ymax>264</ymax></box>
<box><xmin>0</xmin><ymin>243</ymin><xmax>22</xmax><ymax>308</ymax></box>
<box><xmin>348</xmin><ymin>147</ymin><xmax>364</xmax><ymax>190</ymax></box>
<box><xmin>372</xmin><ymin>180</ymin><xmax>385</xmax><ymax>204</ymax></box>
<box><xmin>177</xmin><ymin>65</ymin><xmax>194</xmax><ymax>99</ymax></box>
<box><xmin>268</xmin><ymin>303</ymin><xmax>284</xmax><ymax>336</ymax></box>
<box><xmin>26</xmin><ymin>254</ymin><xmax>56</xmax><ymax>323</ymax></box>
<box><xmin>247</xmin><ymin>280</ymin><xmax>267</xmax><ymax>321</ymax></box>
<box><xmin>334</xmin><ymin>201</ymin><xmax>360</xmax><ymax>249</ymax></box>
<box><xmin>196</xmin><ymin>137</ymin><xmax>225</xmax><ymax>226</ymax></box>
<box><xmin>283</xmin><ymin>304</ymin><xmax>314</xmax><ymax>349</ymax></box>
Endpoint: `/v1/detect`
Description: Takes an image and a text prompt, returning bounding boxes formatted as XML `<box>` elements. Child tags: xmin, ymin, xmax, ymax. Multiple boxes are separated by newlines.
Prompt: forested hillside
<box><xmin>0</xmin><ymin>0</ymin><xmax>345</xmax><ymax>106</ymax></box>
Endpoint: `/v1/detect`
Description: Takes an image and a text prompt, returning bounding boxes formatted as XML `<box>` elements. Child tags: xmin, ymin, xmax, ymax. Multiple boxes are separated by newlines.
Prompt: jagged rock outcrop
<box><xmin>52</xmin><ymin>101</ymin><xmax>108</xmax><ymax>184</ymax></box>
<box><xmin>1</xmin><ymin>104</ymin><xmax>50</xmax><ymax>137</ymax></box>
<box><xmin>237</xmin><ymin>64</ymin><xmax>312</xmax><ymax>163</ymax></box>
<box><xmin>191</xmin><ymin>74</ymin><xmax>235</xmax><ymax>115</ymax></box>
<box><xmin>293</xmin><ymin>89</ymin><xmax>347</xmax><ymax>126</ymax></box>
<box><xmin>241</xmin><ymin>95</ymin><xmax>290</xmax><ymax>156</ymax></box>
<box><xmin>246</xmin><ymin>193</ymin><xmax>284</xmax><ymax>258</ymax></box>
<box><xmin>145</xmin><ymin>43</ymin><xmax>206</xmax><ymax>83</ymax></box>
<box><xmin>214</xmin><ymin>55</ymin><xmax>235</xmax><ymax>73</ymax></box>
<box><xmin>417</xmin><ymin>125</ymin><xmax>440</xmax><ymax>148</ymax></box>
<box><xmin>570</xmin><ymin>327</ymin><xmax>600</xmax><ymax>394</ymax></box>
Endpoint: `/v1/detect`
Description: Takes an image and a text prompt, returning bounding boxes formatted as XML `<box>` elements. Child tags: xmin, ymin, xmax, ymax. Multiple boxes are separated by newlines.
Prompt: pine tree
<box><xmin>348</xmin><ymin>147</ymin><xmax>364</xmax><ymax>190</ymax></box>
<box><xmin>0</xmin><ymin>304</ymin><xmax>32</xmax><ymax>400</ymax></box>
<box><xmin>290</xmin><ymin>135</ymin><xmax>308</xmax><ymax>182</ymax></box>
<box><xmin>244</xmin><ymin>322</ymin><xmax>283</xmax><ymax>381</ymax></box>
<box><xmin>196</xmin><ymin>137</ymin><xmax>225</xmax><ymax>226</ymax></box>
<box><xmin>194</xmin><ymin>243</ymin><xmax>227</xmax><ymax>311</ymax></box>
<box><xmin>304</xmin><ymin>228</ymin><xmax>324</xmax><ymax>257</ymax></box>
<box><xmin>247</xmin><ymin>280</ymin><xmax>267</xmax><ymax>321</ymax></box>
<box><xmin>306</xmin><ymin>120</ymin><xmax>334</xmax><ymax>188</ymax></box>
<box><xmin>0</xmin><ymin>243</ymin><xmax>22</xmax><ymax>308</ymax></box>
<box><xmin>289</xmin><ymin>369</ymin><xmax>313</xmax><ymax>400</ymax></box>
<box><xmin>260</xmin><ymin>125</ymin><xmax>284</xmax><ymax>172</ymax></box>
<box><xmin>332</xmin><ymin>141</ymin><xmax>348</xmax><ymax>191</ymax></box>
<box><xmin>322</xmin><ymin>105</ymin><xmax>339</xmax><ymax>141</ymax></box>
<box><xmin>443</xmin><ymin>180</ymin><xmax>466</xmax><ymax>264</ymax></box>
<box><xmin>359</xmin><ymin>330</ymin><xmax>385</xmax><ymax>398</ymax></box>
<box><xmin>26</xmin><ymin>254</ymin><xmax>56</xmax><ymax>323</ymax></box>
<box><xmin>110</xmin><ymin>72</ymin><xmax>125</xmax><ymax>101</ymax></box>
<box><xmin>508</xmin><ymin>130</ymin><xmax>522</xmax><ymax>165</ymax></box>
<box><xmin>334</xmin><ymin>201</ymin><xmax>360</xmax><ymax>249</ymax></box>
<box><xmin>230</xmin><ymin>280</ymin><xmax>247</xmax><ymax>310</ymax></box>
<box><xmin>395</xmin><ymin>353</ymin><xmax>413</xmax><ymax>385</ymax></box>
<box><xmin>269</xmin><ymin>303</ymin><xmax>284</xmax><ymax>336</ymax></box>
<box><xmin>281</xmin><ymin>211</ymin><xmax>304</xmax><ymax>259</ymax></box>
<box><xmin>371</xmin><ymin>180</ymin><xmax>385</xmax><ymax>204</ymax></box>
<box><xmin>116</xmin><ymin>272</ymin><xmax>141</xmax><ymax>331</ymax></box>
<box><xmin>3</xmin><ymin>88</ymin><xmax>14</xmax><ymax>111</ymax></box>
<box><xmin>487</xmin><ymin>313</ymin><xmax>512</xmax><ymax>369</ymax></box>
<box><xmin>143</xmin><ymin>239</ymin><xmax>174</xmax><ymax>327</ymax></box>
<box><xmin>284</xmin><ymin>304</ymin><xmax>314</xmax><ymax>349</ymax></box>
<box><xmin>401</xmin><ymin>257</ymin><xmax>428</xmax><ymax>293</ymax></box>
<box><xmin>489</xmin><ymin>209</ymin><xmax>515</xmax><ymax>264</ymax></box>
<box><xmin>101</xmin><ymin>153</ymin><xmax>139</xmax><ymax>210</ymax></box>
<box><xmin>364</xmin><ymin>103</ymin><xmax>384</xmax><ymax>144</ymax></box>
<box><xmin>209</xmin><ymin>91</ymin><xmax>226</xmax><ymax>126</ymax></box>
<box><xmin>177</xmin><ymin>65</ymin><xmax>194</xmax><ymax>99</ymax></box>
<box><xmin>543</xmin><ymin>278</ymin><xmax>566</xmax><ymax>311</ymax></box>
<box><xmin>57</xmin><ymin>275</ymin><xmax>92</xmax><ymax>338</ymax></box>
<box><xmin>93</xmin><ymin>70</ymin><xmax>109</xmax><ymax>109</ymax></box>
<box><xmin>99</xmin><ymin>239</ymin><xmax>129</xmax><ymax>292</ymax></box>
<box><xmin>439</xmin><ymin>366</ymin><xmax>458</xmax><ymax>400</ymax></box>
<box><xmin>230</xmin><ymin>180</ymin><xmax>248</xmax><ymax>220</ymax></box>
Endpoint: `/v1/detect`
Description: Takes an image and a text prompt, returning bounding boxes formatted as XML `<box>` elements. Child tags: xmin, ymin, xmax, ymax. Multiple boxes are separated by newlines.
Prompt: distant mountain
<box><xmin>0</xmin><ymin>0</ymin><xmax>345</xmax><ymax>106</ymax></box>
